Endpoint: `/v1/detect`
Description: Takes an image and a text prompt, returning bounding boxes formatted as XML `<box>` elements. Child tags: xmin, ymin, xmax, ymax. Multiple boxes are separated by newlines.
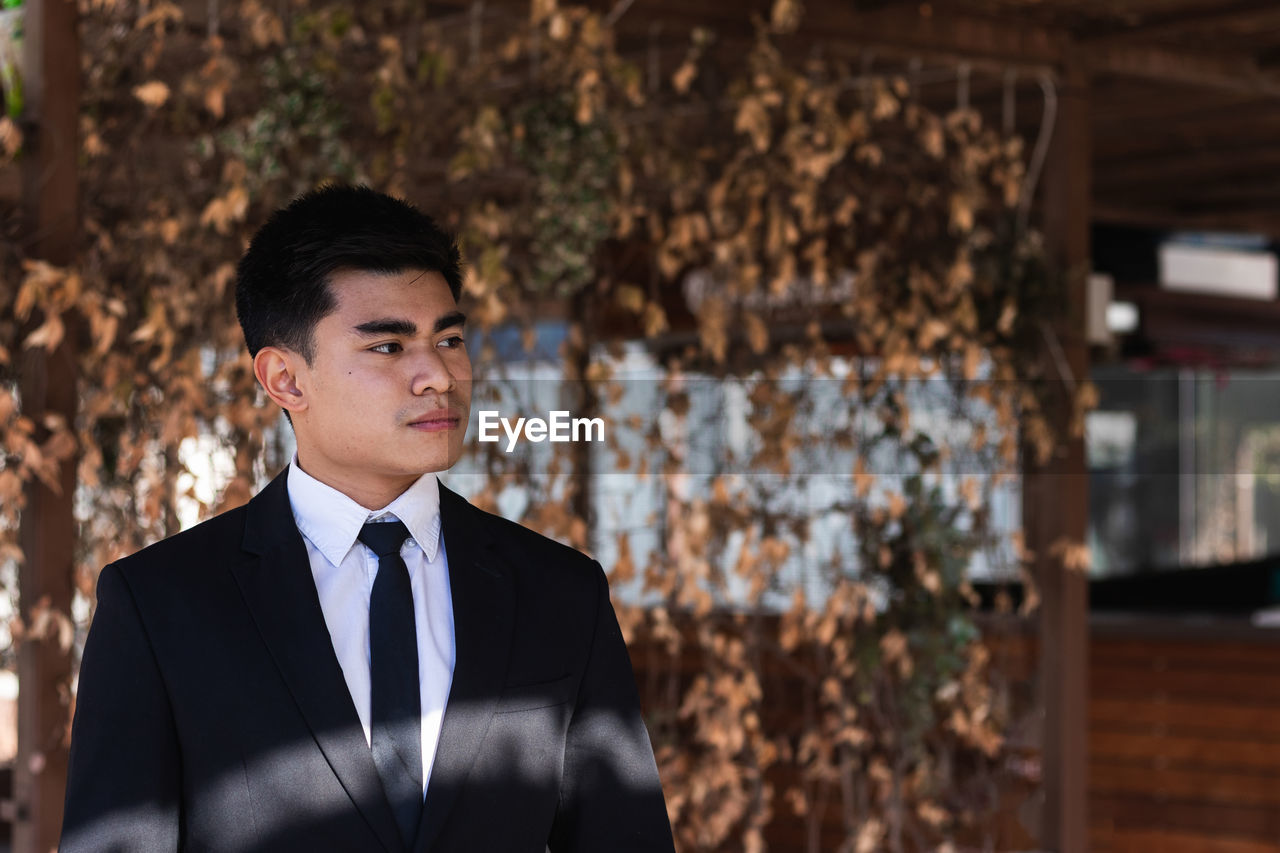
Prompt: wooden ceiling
<box><xmin>577</xmin><ymin>0</ymin><xmax>1280</xmax><ymax>241</ymax></box>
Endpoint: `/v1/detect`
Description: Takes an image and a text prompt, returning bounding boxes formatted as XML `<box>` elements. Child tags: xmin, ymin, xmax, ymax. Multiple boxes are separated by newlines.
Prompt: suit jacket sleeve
<box><xmin>61</xmin><ymin>562</ymin><xmax>182</xmax><ymax>852</ymax></box>
<box><xmin>548</xmin><ymin>563</ymin><xmax>676</xmax><ymax>853</ymax></box>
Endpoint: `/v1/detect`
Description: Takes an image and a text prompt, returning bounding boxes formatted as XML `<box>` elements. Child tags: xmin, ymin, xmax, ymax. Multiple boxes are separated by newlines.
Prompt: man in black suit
<box><xmin>60</xmin><ymin>185</ymin><xmax>676</xmax><ymax>852</ymax></box>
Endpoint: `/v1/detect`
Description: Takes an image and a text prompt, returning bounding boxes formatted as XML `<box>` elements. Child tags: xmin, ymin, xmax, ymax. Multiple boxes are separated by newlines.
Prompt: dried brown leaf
<box><xmin>133</xmin><ymin>81</ymin><xmax>171</xmax><ymax>109</ymax></box>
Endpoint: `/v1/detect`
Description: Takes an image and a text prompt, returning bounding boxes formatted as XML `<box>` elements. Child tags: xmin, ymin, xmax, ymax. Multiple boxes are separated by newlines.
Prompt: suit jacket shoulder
<box><xmin>441</xmin><ymin>484</ymin><xmax>599</xmax><ymax>575</ymax></box>
<box><xmin>108</xmin><ymin>499</ymin><xmax>250</xmax><ymax>586</ymax></box>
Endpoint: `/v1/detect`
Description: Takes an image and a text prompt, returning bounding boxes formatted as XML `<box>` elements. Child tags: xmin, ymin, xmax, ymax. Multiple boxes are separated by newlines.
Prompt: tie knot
<box><xmin>358</xmin><ymin>520</ymin><xmax>411</xmax><ymax>558</ymax></box>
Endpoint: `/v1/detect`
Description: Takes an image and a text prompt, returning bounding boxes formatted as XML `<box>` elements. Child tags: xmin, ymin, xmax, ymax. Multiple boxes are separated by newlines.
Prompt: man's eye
<box><xmin>439</xmin><ymin>335</ymin><xmax>466</xmax><ymax>349</ymax></box>
<box><xmin>370</xmin><ymin>342</ymin><xmax>402</xmax><ymax>354</ymax></box>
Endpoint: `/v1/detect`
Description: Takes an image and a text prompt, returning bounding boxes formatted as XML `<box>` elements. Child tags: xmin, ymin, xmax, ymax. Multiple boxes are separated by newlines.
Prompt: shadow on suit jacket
<box><xmin>60</xmin><ymin>467</ymin><xmax>676</xmax><ymax>852</ymax></box>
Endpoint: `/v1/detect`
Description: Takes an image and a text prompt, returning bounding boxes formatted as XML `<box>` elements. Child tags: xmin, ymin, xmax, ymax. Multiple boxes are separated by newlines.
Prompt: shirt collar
<box><xmin>286</xmin><ymin>454</ymin><xmax>442</xmax><ymax>565</ymax></box>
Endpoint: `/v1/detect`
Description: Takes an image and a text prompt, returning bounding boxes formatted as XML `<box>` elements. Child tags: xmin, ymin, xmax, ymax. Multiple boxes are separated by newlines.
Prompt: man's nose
<box><xmin>410</xmin><ymin>348</ymin><xmax>456</xmax><ymax>396</ymax></box>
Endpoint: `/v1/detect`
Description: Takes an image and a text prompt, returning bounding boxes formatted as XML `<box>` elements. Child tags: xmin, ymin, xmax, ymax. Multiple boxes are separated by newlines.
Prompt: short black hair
<box><xmin>235</xmin><ymin>184</ymin><xmax>463</xmax><ymax>362</ymax></box>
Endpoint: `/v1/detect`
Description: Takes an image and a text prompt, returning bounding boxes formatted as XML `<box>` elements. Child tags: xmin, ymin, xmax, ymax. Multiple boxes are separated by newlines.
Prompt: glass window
<box><xmin>1088</xmin><ymin>364</ymin><xmax>1280</xmax><ymax>575</ymax></box>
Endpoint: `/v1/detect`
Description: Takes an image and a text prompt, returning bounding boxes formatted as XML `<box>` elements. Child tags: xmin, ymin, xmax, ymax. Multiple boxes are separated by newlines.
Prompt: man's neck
<box><xmin>292</xmin><ymin>455</ymin><xmax>420</xmax><ymax>511</ymax></box>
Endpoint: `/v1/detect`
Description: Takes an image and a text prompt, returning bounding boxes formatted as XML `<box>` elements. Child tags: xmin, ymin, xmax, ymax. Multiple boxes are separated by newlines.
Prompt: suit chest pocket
<box><xmin>494</xmin><ymin>673</ymin><xmax>575</xmax><ymax>713</ymax></box>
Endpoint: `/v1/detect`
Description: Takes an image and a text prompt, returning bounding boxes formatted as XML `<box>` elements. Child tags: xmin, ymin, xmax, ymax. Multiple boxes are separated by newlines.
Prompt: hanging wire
<box><xmin>1018</xmin><ymin>72</ymin><xmax>1058</xmax><ymax>234</ymax></box>
<box><xmin>604</xmin><ymin>0</ymin><xmax>637</xmax><ymax>29</ymax></box>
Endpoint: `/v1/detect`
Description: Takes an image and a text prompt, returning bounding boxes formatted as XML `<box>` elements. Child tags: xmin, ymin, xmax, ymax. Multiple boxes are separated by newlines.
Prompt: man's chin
<box><xmin>400</xmin><ymin>432</ymin><xmax>464</xmax><ymax>471</ymax></box>
<box><xmin>404</xmin><ymin>450</ymin><xmax>462</xmax><ymax>475</ymax></box>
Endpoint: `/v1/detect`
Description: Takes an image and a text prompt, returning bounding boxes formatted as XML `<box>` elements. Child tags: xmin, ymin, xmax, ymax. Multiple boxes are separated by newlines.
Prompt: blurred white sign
<box><xmin>1159</xmin><ymin>242</ymin><xmax>1278</xmax><ymax>300</ymax></box>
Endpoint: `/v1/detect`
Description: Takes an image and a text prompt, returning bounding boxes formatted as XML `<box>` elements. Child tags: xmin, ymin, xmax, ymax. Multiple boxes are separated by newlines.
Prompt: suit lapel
<box><xmin>414</xmin><ymin>484</ymin><xmax>515</xmax><ymax>852</ymax></box>
<box><xmin>231</xmin><ymin>469</ymin><xmax>405</xmax><ymax>853</ymax></box>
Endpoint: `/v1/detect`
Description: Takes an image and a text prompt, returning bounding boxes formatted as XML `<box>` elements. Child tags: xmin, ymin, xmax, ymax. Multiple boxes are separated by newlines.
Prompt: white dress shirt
<box><xmin>286</xmin><ymin>457</ymin><xmax>455</xmax><ymax>796</ymax></box>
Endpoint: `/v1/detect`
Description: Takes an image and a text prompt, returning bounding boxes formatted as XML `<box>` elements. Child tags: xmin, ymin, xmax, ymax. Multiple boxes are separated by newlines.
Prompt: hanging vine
<box><xmin>0</xmin><ymin>0</ymin><xmax>1088</xmax><ymax>849</ymax></box>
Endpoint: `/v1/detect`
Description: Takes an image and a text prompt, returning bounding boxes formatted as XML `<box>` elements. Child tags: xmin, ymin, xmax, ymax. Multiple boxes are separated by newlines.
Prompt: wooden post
<box><xmin>1026</xmin><ymin>46</ymin><xmax>1090</xmax><ymax>853</ymax></box>
<box><xmin>15</xmin><ymin>1</ymin><xmax>80</xmax><ymax>851</ymax></box>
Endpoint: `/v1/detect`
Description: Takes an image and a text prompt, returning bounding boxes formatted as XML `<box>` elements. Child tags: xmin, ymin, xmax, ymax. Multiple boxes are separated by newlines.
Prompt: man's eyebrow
<box><xmin>353</xmin><ymin>318</ymin><xmax>418</xmax><ymax>337</ymax></box>
<box><xmin>433</xmin><ymin>311</ymin><xmax>467</xmax><ymax>334</ymax></box>
<box><xmin>351</xmin><ymin>311</ymin><xmax>467</xmax><ymax>337</ymax></box>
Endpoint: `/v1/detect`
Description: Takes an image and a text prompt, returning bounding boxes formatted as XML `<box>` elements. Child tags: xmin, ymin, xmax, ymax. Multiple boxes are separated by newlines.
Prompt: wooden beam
<box><xmin>1088</xmin><ymin>41</ymin><xmax>1280</xmax><ymax>97</ymax></box>
<box><xmin>1108</xmin><ymin>179</ymin><xmax>1280</xmax><ymax>208</ymax></box>
<box><xmin>1093</xmin><ymin>112</ymin><xmax>1280</xmax><ymax>164</ymax></box>
<box><xmin>1114</xmin><ymin>285</ymin><xmax>1280</xmax><ymax>355</ymax></box>
<box><xmin>613</xmin><ymin>0</ymin><xmax>1280</xmax><ymax>100</ymax></box>
<box><xmin>606</xmin><ymin>0</ymin><xmax>1065</xmax><ymax>73</ymax></box>
<box><xmin>435</xmin><ymin>0</ymin><xmax>1280</xmax><ymax>103</ymax></box>
<box><xmin>1095</xmin><ymin>144</ymin><xmax>1280</xmax><ymax>189</ymax></box>
<box><xmin>1093</xmin><ymin>203</ymin><xmax>1280</xmax><ymax>240</ymax></box>
<box><xmin>1029</xmin><ymin>42</ymin><xmax>1090</xmax><ymax>853</ymax></box>
<box><xmin>15</xmin><ymin>1</ymin><xmax>80</xmax><ymax>852</ymax></box>
<box><xmin>1083</xmin><ymin>0</ymin><xmax>1280</xmax><ymax>48</ymax></box>
<box><xmin>793</xmin><ymin>5</ymin><xmax>1063</xmax><ymax>73</ymax></box>
<box><xmin>1090</xmin><ymin>90</ymin><xmax>1260</xmax><ymax>126</ymax></box>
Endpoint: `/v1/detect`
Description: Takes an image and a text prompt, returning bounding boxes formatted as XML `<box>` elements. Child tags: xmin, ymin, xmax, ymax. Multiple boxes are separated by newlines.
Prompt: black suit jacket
<box><xmin>60</xmin><ymin>468</ymin><xmax>675</xmax><ymax>852</ymax></box>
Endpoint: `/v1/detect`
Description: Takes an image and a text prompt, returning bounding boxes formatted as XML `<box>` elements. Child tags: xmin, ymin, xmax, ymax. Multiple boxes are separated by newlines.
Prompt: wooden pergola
<box><xmin>12</xmin><ymin>0</ymin><xmax>1280</xmax><ymax>851</ymax></box>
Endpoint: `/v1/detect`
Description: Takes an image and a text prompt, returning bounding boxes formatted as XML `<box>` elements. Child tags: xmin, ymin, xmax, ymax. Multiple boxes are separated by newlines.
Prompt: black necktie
<box><xmin>358</xmin><ymin>520</ymin><xmax>423</xmax><ymax>846</ymax></box>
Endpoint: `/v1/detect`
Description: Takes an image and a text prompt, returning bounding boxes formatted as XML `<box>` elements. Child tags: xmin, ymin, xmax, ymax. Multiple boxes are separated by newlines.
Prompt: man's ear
<box><xmin>252</xmin><ymin>346</ymin><xmax>308</xmax><ymax>415</ymax></box>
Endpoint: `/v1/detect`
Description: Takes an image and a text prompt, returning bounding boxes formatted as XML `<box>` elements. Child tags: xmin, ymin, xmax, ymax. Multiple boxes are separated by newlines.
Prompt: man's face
<box><xmin>285</xmin><ymin>267</ymin><xmax>471</xmax><ymax>507</ymax></box>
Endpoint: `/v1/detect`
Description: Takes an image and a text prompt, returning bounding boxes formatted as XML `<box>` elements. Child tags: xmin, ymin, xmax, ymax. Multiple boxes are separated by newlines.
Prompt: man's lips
<box><xmin>408</xmin><ymin>411</ymin><xmax>463</xmax><ymax>431</ymax></box>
